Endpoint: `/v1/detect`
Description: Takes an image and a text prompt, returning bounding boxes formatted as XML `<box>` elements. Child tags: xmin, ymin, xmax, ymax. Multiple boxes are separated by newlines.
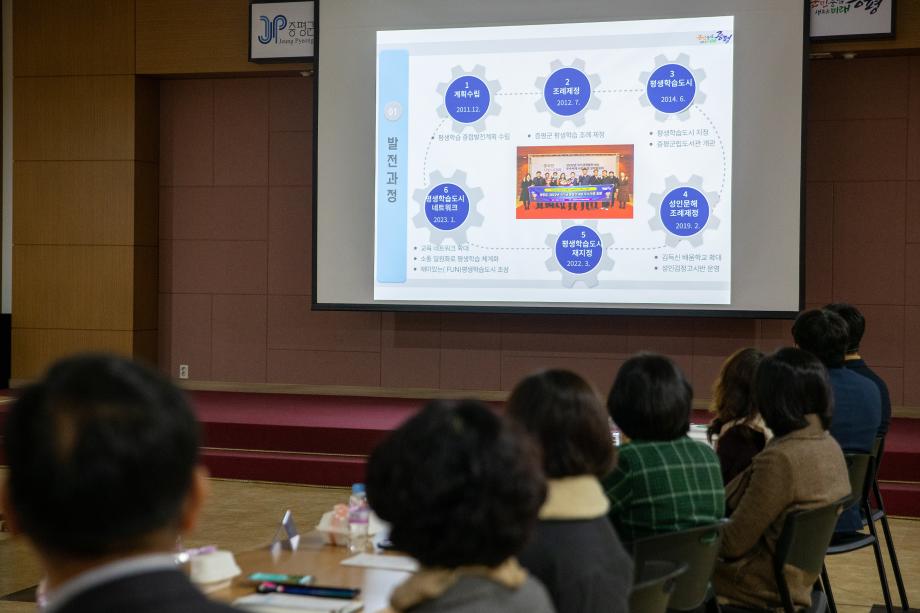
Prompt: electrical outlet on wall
<box><xmin>178</xmin><ymin>364</ymin><xmax>189</xmax><ymax>380</ymax></box>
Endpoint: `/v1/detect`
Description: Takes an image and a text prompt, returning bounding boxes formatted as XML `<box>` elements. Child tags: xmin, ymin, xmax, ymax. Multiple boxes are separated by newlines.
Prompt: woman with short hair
<box><xmin>714</xmin><ymin>348</ymin><xmax>851</xmax><ymax>610</ymax></box>
<box><xmin>367</xmin><ymin>400</ymin><xmax>554</xmax><ymax>613</ymax></box>
<box><xmin>603</xmin><ymin>353</ymin><xmax>724</xmax><ymax>544</ymax></box>
<box><xmin>507</xmin><ymin>370</ymin><xmax>633</xmax><ymax>613</ymax></box>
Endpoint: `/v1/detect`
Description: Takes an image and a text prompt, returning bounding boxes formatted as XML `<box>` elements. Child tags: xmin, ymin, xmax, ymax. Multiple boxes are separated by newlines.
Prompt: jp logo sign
<box><xmin>258</xmin><ymin>15</ymin><xmax>288</xmax><ymax>44</ymax></box>
<box><xmin>249</xmin><ymin>1</ymin><xmax>314</xmax><ymax>62</ymax></box>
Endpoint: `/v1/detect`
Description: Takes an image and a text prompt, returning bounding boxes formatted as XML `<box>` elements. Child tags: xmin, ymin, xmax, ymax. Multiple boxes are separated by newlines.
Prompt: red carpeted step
<box><xmin>877</xmin><ymin>481</ymin><xmax>920</xmax><ymax>518</ymax></box>
<box><xmin>877</xmin><ymin>418</ymin><xmax>920</xmax><ymax>482</ymax></box>
<box><xmin>201</xmin><ymin>448</ymin><xmax>367</xmax><ymax>487</ymax></box>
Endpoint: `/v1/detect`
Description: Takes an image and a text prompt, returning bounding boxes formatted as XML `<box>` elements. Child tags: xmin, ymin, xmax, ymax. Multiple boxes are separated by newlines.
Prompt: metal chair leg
<box><xmin>874</xmin><ymin>480</ymin><xmax>910</xmax><ymax>610</ymax></box>
<box><xmin>821</xmin><ymin>565</ymin><xmax>837</xmax><ymax>613</ymax></box>
<box><xmin>865</xmin><ymin>501</ymin><xmax>895</xmax><ymax>613</ymax></box>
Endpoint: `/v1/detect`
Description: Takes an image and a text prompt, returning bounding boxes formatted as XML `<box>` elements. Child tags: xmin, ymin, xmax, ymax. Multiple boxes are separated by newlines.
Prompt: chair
<box><xmin>719</xmin><ymin>501</ymin><xmax>844</xmax><ymax>613</ymax></box>
<box><xmin>772</xmin><ymin>501</ymin><xmax>846</xmax><ymax>613</ymax></box>
<box><xmin>630</xmin><ymin>560</ymin><xmax>688</xmax><ymax>613</ymax></box>
<box><xmin>821</xmin><ymin>453</ymin><xmax>894</xmax><ymax>613</ymax></box>
<box><xmin>868</xmin><ymin>437</ymin><xmax>910</xmax><ymax>611</ymax></box>
<box><xmin>631</xmin><ymin>521</ymin><xmax>725</xmax><ymax>612</ymax></box>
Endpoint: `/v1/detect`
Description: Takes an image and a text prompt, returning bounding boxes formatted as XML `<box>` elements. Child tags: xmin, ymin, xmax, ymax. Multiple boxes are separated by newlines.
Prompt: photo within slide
<box><xmin>375</xmin><ymin>16</ymin><xmax>734</xmax><ymax>305</ymax></box>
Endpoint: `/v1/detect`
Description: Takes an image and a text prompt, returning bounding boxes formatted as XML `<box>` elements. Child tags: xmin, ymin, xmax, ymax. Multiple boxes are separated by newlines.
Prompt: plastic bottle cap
<box><xmin>351</xmin><ymin>483</ymin><xmax>366</xmax><ymax>494</ymax></box>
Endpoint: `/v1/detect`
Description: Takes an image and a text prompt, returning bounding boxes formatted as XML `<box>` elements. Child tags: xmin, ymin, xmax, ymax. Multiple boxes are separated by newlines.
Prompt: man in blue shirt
<box><xmin>792</xmin><ymin>308</ymin><xmax>881</xmax><ymax>532</ymax></box>
<box><xmin>825</xmin><ymin>303</ymin><xmax>892</xmax><ymax>436</ymax></box>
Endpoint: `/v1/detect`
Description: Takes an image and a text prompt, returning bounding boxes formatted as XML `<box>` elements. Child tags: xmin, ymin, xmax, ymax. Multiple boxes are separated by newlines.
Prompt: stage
<box><xmin>0</xmin><ymin>390</ymin><xmax>916</xmax><ymax>516</ymax></box>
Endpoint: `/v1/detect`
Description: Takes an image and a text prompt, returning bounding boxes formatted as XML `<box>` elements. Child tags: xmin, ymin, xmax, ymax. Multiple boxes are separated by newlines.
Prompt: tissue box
<box><xmin>190</xmin><ymin>550</ymin><xmax>242</xmax><ymax>585</ymax></box>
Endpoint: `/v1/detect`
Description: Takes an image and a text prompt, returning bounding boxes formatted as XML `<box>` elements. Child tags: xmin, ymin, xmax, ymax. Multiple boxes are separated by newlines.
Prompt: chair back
<box><xmin>871</xmin><ymin>436</ymin><xmax>885</xmax><ymax>480</ymax></box>
<box><xmin>631</xmin><ymin>521</ymin><xmax>725</xmax><ymax>612</ymax></box>
<box><xmin>772</xmin><ymin>500</ymin><xmax>845</xmax><ymax>613</ymax></box>
<box><xmin>629</xmin><ymin>560</ymin><xmax>687</xmax><ymax>613</ymax></box>
<box><xmin>842</xmin><ymin>453</ymin><xmax>872</xmax><ymax>507</ymax></box>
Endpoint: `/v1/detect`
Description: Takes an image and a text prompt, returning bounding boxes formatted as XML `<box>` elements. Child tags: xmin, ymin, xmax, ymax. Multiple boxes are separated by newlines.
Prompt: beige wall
<box><xmin>11</xmin><ymin>1</ymin><xmax>158</xmax><ymax>379</ymax></box>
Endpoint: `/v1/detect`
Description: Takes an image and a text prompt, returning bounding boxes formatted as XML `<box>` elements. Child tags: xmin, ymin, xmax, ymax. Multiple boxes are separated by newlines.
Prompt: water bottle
<box><xmin>348</xmin><ymin>483</ymin><xmax>370</xmax><ymax>553</ymax></box>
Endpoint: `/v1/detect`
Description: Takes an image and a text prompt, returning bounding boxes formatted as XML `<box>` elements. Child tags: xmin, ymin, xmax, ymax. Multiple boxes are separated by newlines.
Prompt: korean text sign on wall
<box><xmin>810</xmin><ymin>0</ymin><xmax>895</xmax><ymax>40</ymax></box>
<box><xmin>250</xmin><ymin>0</ymin><xmax>315</xmax><ymax>62</ymax></box>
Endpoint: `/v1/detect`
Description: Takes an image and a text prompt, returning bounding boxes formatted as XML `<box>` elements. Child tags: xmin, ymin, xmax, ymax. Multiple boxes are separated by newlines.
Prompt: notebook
<box><xmin>234</xmin><ymin>593</ymin><xmax>363</xmax><ymax>613</ymax></box>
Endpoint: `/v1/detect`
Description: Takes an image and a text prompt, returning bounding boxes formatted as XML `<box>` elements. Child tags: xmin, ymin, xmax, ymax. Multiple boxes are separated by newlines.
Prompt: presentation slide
<box><xmin>374</xmin><ymin>17</ymin><xmax>734</xmax><ymax>305</ymax></box>
<box><xmin>314</xmin><ymin>0</ymin><xmax>805</xmax><ymax>315</ymax></box>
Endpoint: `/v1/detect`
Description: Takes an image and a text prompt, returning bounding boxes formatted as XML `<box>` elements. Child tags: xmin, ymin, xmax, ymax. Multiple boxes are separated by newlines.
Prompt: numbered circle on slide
<box><xmin>425</xmin><ymin>183</ymin><xmax>470</xmax><ymax>231</ymax></box>
<box><xmin>445</xmin><ymin>76</ymin><xmax>491</xmax><ymax>124</ymax></box>
<box><xmin>555</xmin><ymin>226</ymin><xmax>603</xmax><ymax>274</ymax></box>
<box><xmin>544</xmin><ymin>67</ymin><xmax>592</xmax><ymax>117</ymax></box>
<box><xmin>647</xmin><ymin>63</ymin><xmax>697</xmax><ymax>114</ymax></box>
<box><xmin>660</xmin><ymin>187</ymin><xmax>710</xmax><ymax>237</ymax></box>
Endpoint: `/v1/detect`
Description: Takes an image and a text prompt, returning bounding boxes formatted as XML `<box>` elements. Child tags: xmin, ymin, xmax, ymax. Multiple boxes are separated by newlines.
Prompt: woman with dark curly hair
<box><xmin>366</xmin><ymin>400</ymin><xmax>554</xmax><ymax>613</ymax></box>
<box><xmin>707</xmin><ymin>347</ymin><xmax>771</xmax><ymax>484</ymax></box>
<box><xmin>507</xmin><ymin>370</ymin><xmax>632</xmax><ymax>613</ymax></box>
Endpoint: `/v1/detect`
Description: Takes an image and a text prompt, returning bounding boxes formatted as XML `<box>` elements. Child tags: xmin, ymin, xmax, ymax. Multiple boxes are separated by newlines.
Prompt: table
<box><xmin>210</xmin><ymin>532</ymin><xmax>409</xmax><ymax>611</ymax></box>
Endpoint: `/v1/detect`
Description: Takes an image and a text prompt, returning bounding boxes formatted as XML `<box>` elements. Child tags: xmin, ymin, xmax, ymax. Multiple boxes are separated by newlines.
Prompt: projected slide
<box><xmin>374</xmin><ymin>16</ymin><xmax>734</xmax><ymax>305</ymax></box>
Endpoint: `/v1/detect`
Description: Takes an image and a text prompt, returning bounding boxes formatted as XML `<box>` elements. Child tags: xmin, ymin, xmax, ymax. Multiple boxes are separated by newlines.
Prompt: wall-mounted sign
<box><xmin>810</xmin><ymin>0</ymin><xmax>895</xmax><ymax>41</ymax></box>
<box><xmin>250</xmin><ymin>0</ymin><xmax>315</xmax><ymax>63</ymax></box>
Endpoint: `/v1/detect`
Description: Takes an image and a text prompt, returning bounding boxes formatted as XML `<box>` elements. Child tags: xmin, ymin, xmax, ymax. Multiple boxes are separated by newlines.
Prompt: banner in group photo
<box><xmin>249</xmin><ymin>0</ymin><xmax>315</xmax><ymax>62</ymax></box>
<box><xmin>528</xmin><ymin>154</ymin><xmax>620</xmax><ymax>177</ymax></box>
<box><xmin>528</xmin><ymin>184</ymin><xmax>615</xmax><ymax>204</ymax></box>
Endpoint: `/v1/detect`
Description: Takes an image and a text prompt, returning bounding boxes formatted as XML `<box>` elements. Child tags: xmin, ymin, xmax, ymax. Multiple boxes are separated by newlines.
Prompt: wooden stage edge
<box><xmin>7</xmin><ymin>379</ymin><xmax>920</xmax><ymax>419</ymax></box>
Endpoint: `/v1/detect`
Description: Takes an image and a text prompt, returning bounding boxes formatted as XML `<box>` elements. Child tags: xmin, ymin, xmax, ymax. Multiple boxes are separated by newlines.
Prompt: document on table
<box><xmin>234</xmin><ymin>593</ymin><xmax>363</xmax><ymax>612</ymax></box>
<box><xmin>340</xmin><ymin>553</ymin><xmax>419</xmax><ymax>573</ymax></box>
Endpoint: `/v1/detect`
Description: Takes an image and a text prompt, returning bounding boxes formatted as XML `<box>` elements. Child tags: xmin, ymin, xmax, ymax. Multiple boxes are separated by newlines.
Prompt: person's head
<box><xmin>3</xmin><ymin>354</ymin><xmax>207</xmax><ymax>564</ymax></box>
<box><xmin>753</xmin><ymin>347</ymin><xmax>833</xmax><ymax>437</ymax></box>
<box><xmin>707</xmin><ymin>348</ymin><xmax>765</xmax><ymax>441</ymax></box>
<box><xmin>570</xmin><ymin>172</ymin><xmax>576</xmax><ymax>178</ymax></box>
<box><xmin>535</xmin><ymin>171</ymin><xmax>543</xmax><ymax>177</ymax></box>
<box><xmin>581</xmin><ymin>167</ymin><xmax>588</xmax><ymax>175</ymax></box>
<box><xmin>824</xmin><ymin>303</ymin><xmax>865</xmax><ymax>355</ymax></box>
<box><xmin>792</xmin><ymin>308</ymin><xmax>848</xmax><ymax>368</ymax></box>
<box><xmin>524</xmin><ymin>173</ymin><xmax>531</xmax><ymax>181</ymax></box>
<box><xmin>366</xmin><ymin>399</ymin><xmax>545</xmax><ymax>569</ymax></box>
<box><xmin>507</xmin><ymin>370</ymin><xmax>615</xmax><ymax>479</ymax></box>
<box><xmin>552</xmin><ymin>171</ymin><xmax>558</xmax><ymax>177</ymax></box>
<box><xmin>607</xmin><ymin>353</ymin><xmax>692</xmax><ymax>442</ymax></box>
<box><xmin>602</xmin><ymin>169</ymin><xmax>608</xmax><ymax>177</ymax></box>
<box><xmin>592</xmin><ymin>168</ymin><xmax>599</xmax><ymax>176</ymax></box>
<box><xmin>620</xmin><ymin>171</ymin><xmax>626</xmax><ymax>180</ymax></box>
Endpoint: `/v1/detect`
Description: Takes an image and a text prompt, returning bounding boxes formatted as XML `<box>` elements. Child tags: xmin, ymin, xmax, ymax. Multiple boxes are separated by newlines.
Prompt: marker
<box><xmin>257</xmin><ymin>581</ymin><xmax>361</xmax><ymax>600</ymax></box>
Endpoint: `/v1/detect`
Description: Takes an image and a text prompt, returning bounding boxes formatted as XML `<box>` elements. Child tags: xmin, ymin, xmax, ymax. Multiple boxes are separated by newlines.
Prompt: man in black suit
<box><xmin>2</xmin><ymin>354</ymin><xmax>240</xmax><ymax>613</ymax></box>
<box><xmin>825</xmin><ymin>303</ymin><xmax>892</xmax><ymax>435</ymax></box>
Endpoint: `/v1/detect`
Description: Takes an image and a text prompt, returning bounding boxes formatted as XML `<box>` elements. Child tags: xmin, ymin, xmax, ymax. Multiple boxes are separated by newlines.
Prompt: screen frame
<box><xmin>310</xmin><ymin>0</ymin><xmax>809</xmax><ymax>320</ymax></box>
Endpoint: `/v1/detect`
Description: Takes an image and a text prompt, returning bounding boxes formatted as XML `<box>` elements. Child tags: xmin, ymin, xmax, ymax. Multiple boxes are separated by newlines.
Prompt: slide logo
<box><xmin>258</xmin><ymin>15</ymin><xmax>288</xmax><ymax>44</ymax></box>
<box><xmin>697</xmin><ymin>31</ymin><xmax>733</xmax><ymax>44</ymax></box>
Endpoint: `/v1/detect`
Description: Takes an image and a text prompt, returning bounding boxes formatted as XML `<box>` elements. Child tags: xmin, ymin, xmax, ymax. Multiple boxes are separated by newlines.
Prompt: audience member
<box><xmin>714</xmin><ymin>348</ymin><xmax>850</xmax><ymax>610</ymax></box>
<box><xmin>603</xmin><ymin>354</ymin><xmax>724</xmax><ymax>543</ymax></box>
<box><xmin>825</xmin><ymin>302</ymin><xmax>892</xmax><ymax>436</ymax></box>
<box><xmin>707</xmin><ymin>347</ymin><xmax>770</xmax><ymax>484</ymax></box>
<box><xmin>2</xmin><ymin>354</ymin><xmax>238</xmax><ymax>613</ymax></box>
<box><xmin>366</xmin><ymin>400</ymin><xmax>554</xmax><ymax>613</ymax></box>
<box><xmin>792</xmin><ymin>308</ymin><xmax>881</xmax><ymax>532</ymax></box>
<box><xmin>507</xmin><ymin>370</ymin><xmax>633</xmax><ymax>613</ymax></box>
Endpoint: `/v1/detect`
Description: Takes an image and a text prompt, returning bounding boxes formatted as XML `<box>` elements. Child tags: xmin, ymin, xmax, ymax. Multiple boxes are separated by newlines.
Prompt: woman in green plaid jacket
<box><xmin>602</xmin><ymin>353</ymin><xmax>725</xmax><ymax>543</ymax></box>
